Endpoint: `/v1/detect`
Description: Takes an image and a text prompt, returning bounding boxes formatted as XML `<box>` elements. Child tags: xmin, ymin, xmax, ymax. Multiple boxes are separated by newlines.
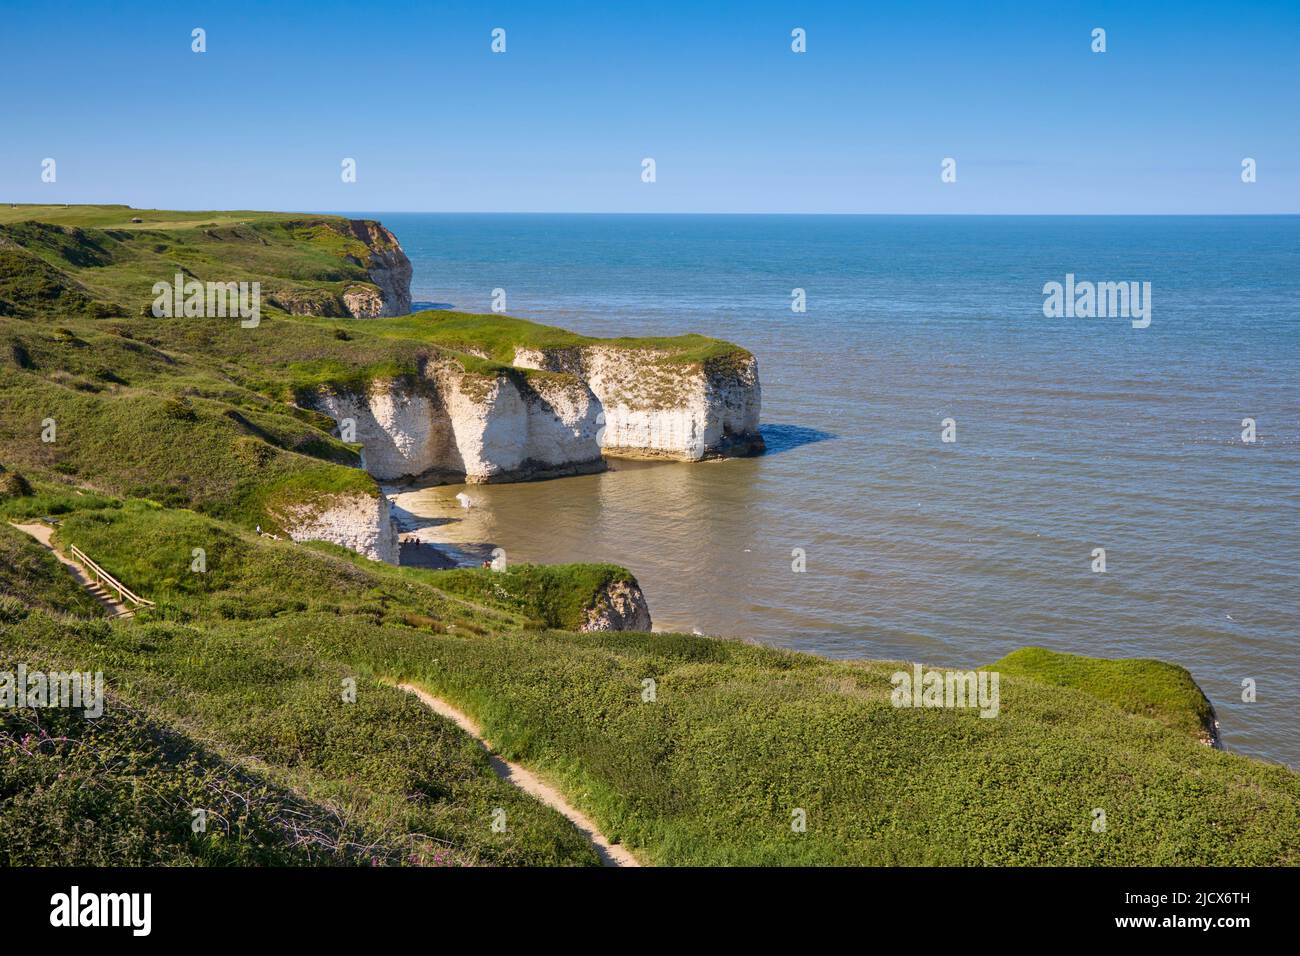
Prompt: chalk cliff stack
<box><xmin>312</xmin><ymin>345</ymin><xmax>763</xmax><ymax>483</ymax></box>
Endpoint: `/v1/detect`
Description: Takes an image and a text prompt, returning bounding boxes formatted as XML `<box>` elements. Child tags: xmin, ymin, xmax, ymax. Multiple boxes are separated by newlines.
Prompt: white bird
<box><xmin>454</xmin><ymin>492</ymin><xmax>473</xmax><ymax>509</ymax></box>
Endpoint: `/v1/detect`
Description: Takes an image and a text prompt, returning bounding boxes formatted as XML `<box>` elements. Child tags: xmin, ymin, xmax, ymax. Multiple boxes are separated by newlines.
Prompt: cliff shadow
<box><xmin>759</xmin><ymin>423</ymin><xmax>836</xmax><ymax>455</ymax></box>
<box><xmin>398</xmin><ymin>538</ymin><xmax>460</xmax><ymax>569</ymax></box>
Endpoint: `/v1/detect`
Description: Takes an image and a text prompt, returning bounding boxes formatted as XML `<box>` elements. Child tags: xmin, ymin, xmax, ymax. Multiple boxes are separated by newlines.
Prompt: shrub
<box><xmin>161</xmin><ymin>397</ymin><xmax>198</xmax><ymax>422</ymax></box>
<box><xmin>0</xmin><ymin>470</ymin><xmax>33</xmax><ymax>499</ymax></box>
<box><xmin>0</xmin><ymin>596</ymin><xmax>28</xmax><ymax>623</ymax></box>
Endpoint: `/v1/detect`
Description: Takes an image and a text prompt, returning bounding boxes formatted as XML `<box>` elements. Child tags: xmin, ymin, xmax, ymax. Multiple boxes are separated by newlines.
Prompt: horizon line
<box><xmin>6</xmin><ymin>202</ymin><xmax>1299</xmax><ymax>218</ymax></box>
<box><xmin>336</xmin><ymin>210</ymin><xmax>1300</xmax><ymax>217</ymax></box>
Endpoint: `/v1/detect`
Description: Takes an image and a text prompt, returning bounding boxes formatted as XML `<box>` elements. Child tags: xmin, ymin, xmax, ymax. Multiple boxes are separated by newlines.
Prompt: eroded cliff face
<box><xmin>311</xmin><ymin>343</ymin><xmax>761</xmax><ymax>484</ymax></box>
<box><xmin>345</xmin><ymin>220</ymin><xmax>412</xmax><ymax>318</ymax></box>
<box><xmin>275</xmin><ymin>491</ymin><xmax>399</xmax><ymax>564</ymax></box>
<box><xmin>263</xmin><ymin>219</ymin><xmax>412</xmax><ymax>319</ymax></box>
<box><xmin>512</xmin><ymin>346</ymin><xmax>764</xmax><ymax>461</ymax></box>
<box><xmin>313</xmin><ymin>362</ymin><xmax>605</xmax><ymax>483</ymax></box>
<box><xmin>315</xmin><ymin>383</ymin><xmax>442</xmax><ymax>481</ymax></box>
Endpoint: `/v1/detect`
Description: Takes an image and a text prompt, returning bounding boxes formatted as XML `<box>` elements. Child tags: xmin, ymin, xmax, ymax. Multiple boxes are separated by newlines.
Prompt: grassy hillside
<box><xmin>0</xmin><ymin>208</ymin><xmax>392</xmax><ymax>319</ymax></box>
<box><xmin>0</xmin><ymin>619</ymin><xmax>601</xmax><ymax>867</ymax></box>
<box><xmin>0</xmin><ymin>650</ymin><xmax>425</xmax><ymax>866</ymax></box>
<box><xmin>0</xmin><ymin>522</ymin><xmax>103</xmax><ymax>620</ymax></box>
<box><xmin>396</xmin><ymin>632</ymin><xmax>1297</xmax><ymax>865</ymax></box>
<box><xmin>0</xmin><ymin>204</ymin><xmax>313</xmax><ymax>228</ymax></box>
<box><xmin>2</xmin><ymin>495</ymin><xmax>1295</xmax><ymax>867</ymax></box>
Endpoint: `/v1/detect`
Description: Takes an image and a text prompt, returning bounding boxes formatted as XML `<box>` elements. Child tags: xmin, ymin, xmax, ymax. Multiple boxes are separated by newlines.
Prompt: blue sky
<box><xmin>2</xmin><ymin>0</ymin><xmax>1297</xmax><ymax>213</ymax></box>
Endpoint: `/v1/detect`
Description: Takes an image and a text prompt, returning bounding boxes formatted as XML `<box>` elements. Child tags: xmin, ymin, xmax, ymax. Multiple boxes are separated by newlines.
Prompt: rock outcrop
<box><xmin>1202</xmin><ymin>703</ymin><xmax>1223</xmax><ymax>749</ymax></box>
<box><xmin>513</xmin><ymin>345</ymin><xmax>764</xmax><ymax>461</ymax></box>
<box><xmin>276</xmin><ymin>491</ymin><xmax>399</xmax><ymax>564</ymax></box>
<box><xmin>342</xmin><ymin>284</ymin><xmax>386</xmax><ymax>318</ymax></box>
<box><xmin>314</xmin><ymin>361</ymin><xmax>605</xmax><ymax>483</ymax></box>
<box><xmin>262</xmin><ymin>219</ymin><xmax>412</xmax><ymax>319</ymax></box>
<box><xmin>581</xmin><ymin>579</ymin><xmax>652</xmax><ymax>632</ymax></box>
<box><xmin>346</xmin><ymin>220</ymin><xmax>411</xmax><ymax>317</ymax></box>
<box><xmin>311</xmin><ymin>343</ymin><xmax>762</xmax><ymax>484</ymax></box>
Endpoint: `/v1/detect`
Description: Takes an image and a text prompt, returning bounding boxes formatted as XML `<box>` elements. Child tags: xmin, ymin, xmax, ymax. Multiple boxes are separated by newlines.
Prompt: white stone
<box><xmin>279</xmin><ymin>491</ymin><xmax>399</xmax><ymax>563</ymax></box>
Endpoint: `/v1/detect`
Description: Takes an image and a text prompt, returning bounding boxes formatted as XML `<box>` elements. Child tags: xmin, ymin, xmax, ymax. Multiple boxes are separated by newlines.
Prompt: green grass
<box><xmin>0</xmin><ymin>648</ymin><xmax>427</xmax><ymax>866</ymax></box>
<box><xmin>0</xmin><ymin>476</ymin><xmax>121</xmax><ymax>523</ymax></box>
<box><xmin>1</xmin><ymin>618</ymin><xmax>600</xmax><ymax>866</ymax></box>
<box><xmin>46</xmin><ymin>500</ymin><xmax>625</xmax><ymax>636</ymax></box>
<box><xmin>0</xmin><ymin>522</ymin><xmax>104</xmax><ymax>619</ymax></box>
<box><xmin>355</xmin><ymin>310</ymin><xmax>750</xmax><ymax>367</ymax></box>
<box><xmin>0</xmin><ymin>204</ymin><xmax>315</xmax><ymax>229</ymax></box>
<box><xmin>394</xmin><ymin>633</ymin><xmax>1299</xmax><ymax>865</ymax></box>
<box><xmin>0</xmin><ymin>366</ymin><xmax>372</xmax><ymax>530</ymax></box>
<box><xmin>0</xmin><ymin>248</ymin><xmax>108</xmax><ymax>319</ymax></box>
<box><xmin>434</xmin><ymin>564</ymin><xmax>638</xmax><ymax>631</ymax></box>
<box><xmin>6</xmin><ymin>496</ymin><xmax>1296</xmax><ymax>867</ymax></box>
<box><xmin>989</xmin><ymin>646</ymin><xmax>1218</xmax><ymax>742</ymax></box>
<box><xmin>0</xmin><ymin>211</ymin><xmax>403</xmax><ymax>326</ymax></box>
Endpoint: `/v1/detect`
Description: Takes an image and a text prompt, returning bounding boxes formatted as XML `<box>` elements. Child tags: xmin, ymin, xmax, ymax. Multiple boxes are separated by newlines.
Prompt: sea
<box><xmin>362</xmin><ymin>213</ymin><xmax>1298</xmax><ymax>767</ymax></box>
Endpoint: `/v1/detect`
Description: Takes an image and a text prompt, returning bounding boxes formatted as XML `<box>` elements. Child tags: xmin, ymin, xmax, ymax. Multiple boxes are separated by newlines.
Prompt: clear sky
<box><xmin>2</xmin><ymin>0</ymin><xmax>1297</xmax><ymax>213</ymax></box>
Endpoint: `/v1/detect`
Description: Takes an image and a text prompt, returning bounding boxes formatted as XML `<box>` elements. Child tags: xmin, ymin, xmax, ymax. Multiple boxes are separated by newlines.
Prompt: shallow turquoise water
<box><xmin>370</xmin><ymin>213</ymin><xmax>1298</xmax><ymax>766</ymax></box>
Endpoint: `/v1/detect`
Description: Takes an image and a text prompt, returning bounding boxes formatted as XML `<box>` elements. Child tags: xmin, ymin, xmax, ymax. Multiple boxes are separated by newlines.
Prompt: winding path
<box><xmin>396</xmin><ymin>682</ymin><xmax>640</xmax><ymax>867</ymax></box>
<box><xmin>9</xmin><ymin>522</ymin><xmax>135</xmax><ymax>619</ymax></box>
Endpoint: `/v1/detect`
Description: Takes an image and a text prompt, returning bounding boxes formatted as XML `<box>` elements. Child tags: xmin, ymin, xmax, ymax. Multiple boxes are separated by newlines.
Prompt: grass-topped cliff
<box><xmin>1</xmin><ymin>205</ymin><xmax>1295</xmax><ymax>867</ymax></box>
<box><xmin>1</xmin><ymin>204</ymin><xmax>758</xmax><ymax>519</ymax></box>
<box><xmin>358</xmin><ymin>310</ymin><xmax>750</xmax><ymax>371</ymax></box>
<box><xmin>0</xmin><ymin>204</ymin><xmax>406</xmax><ymax>319</ymax></box>
<box><xmin>990</xmin><ymin>646</ymin><xmax>1220</xmax><ymax>745</ymax></box>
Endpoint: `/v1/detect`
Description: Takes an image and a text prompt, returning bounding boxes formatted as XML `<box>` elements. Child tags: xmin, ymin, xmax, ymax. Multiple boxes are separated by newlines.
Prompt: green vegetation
<box><xmin>0</xmin><ymin>363</ymin><xmax>372</xmax><ymax>530</ymax></box>
<box><xmin>0</xmin><ymin>210</ymin><xmax>381</xmax><ymax>318</ymax></box>
<box><xmin>0</xmin><ymin>655</ymin><xmax>416</xmax><ymax>866</ymax></box>
<box><xmin>0</xmin><ymin>204</ymin><xmax>315</xmax><ymax>229</ymax></box>
<box><xmin>3</xmin><ymin>497</ymin><xmax>1296</xmax><ymax>867</ymax></box>
<box><xmin>0</xmin><ymin>463</ymin><xmax>34</xmax><ymax>500</ymax></box>
<box><xmin>357</xmin><ymin>310</ymin><xmax>751</xmax><ymax>368</ymax></box>
<box><xmin>0</xmin><ymin>476</ymin><xmax>120</xmax><ymax>523</ymax></box>
<box><xmin>399</xmin><ymin>633</ymin><xmax>1297</xmax><ymax>865</ymax></box>
<box><xmin>435</xmin><ymin>564</ymin><xmax>638</xmax><ymax>631</ymax></box>
<box><xmin>0</xmin><ymin>625</ymin><xmax>598</xmax><ymax>866</ymax></box>
<box><xmin>989</xmin><ymin>646</ymin><xmax>1218</xmax><ymax>743</ymax></box>
<box><xmin>2</xmin><ymin>205</ymin><xmax>1296</xmax><ymax>868</ymax></box>
<box><xmin>0</xmin><ymin>523</ymin><xmax>103</xmax><ymax>619</ymax></box>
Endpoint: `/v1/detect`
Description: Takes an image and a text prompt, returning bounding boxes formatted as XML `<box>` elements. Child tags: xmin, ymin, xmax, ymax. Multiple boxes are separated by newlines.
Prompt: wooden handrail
<box><xmin>68</xmin><ymin>544</ymin><xmax>155</xmax><ymax>608</ymax></box>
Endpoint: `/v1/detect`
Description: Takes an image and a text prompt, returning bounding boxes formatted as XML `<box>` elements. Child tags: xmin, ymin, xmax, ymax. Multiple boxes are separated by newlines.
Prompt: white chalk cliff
<box><xmin>314</xmin><ymin>359</ymin><xmax>605</xmax><ymax>483</ymax></box>
<box><xmin>311</xmin><ymin>347</ymin><xmax>762</xmax><ymax>483</ymax></box>
<box><xmin>275</xmin><ymin>491</ymin><xmax>399</xmax><ymax>564</ymax></box>
<box><xmin>512</xmin><ymin>345</ymin><xmax>763</xmax><ymax>461</ymax></box>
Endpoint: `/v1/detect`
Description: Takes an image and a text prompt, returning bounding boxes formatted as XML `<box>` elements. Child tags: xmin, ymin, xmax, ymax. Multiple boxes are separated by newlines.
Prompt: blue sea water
<box><xmin>368</xmin><ymin>213</ymin><xmax>1298</xmax><ymax>766</ymax></box>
